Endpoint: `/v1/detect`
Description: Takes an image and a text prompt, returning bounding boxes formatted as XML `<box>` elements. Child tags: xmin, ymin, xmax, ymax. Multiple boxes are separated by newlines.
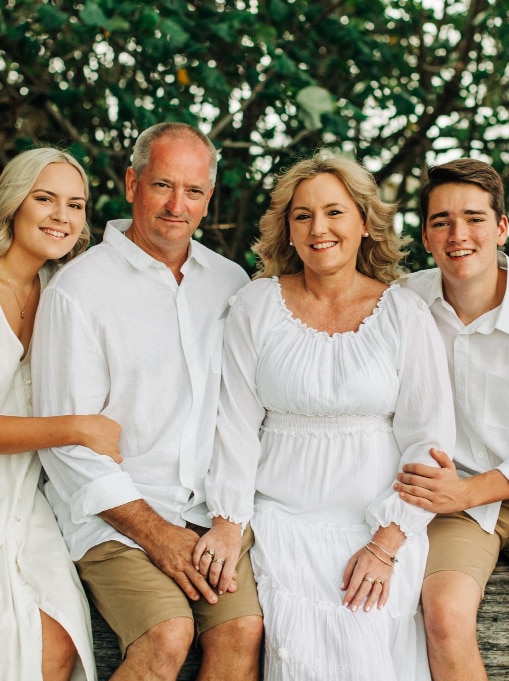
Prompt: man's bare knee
<box><xmin>201</xmin><ymin>615</ymin><xmax>263</xmax><ymax>652</ymax></box>
<box><xmin>199</xmin><ymin>615</ymin><xmax>263</xmax><ymax>680</ymax></box>
<box><xmin>122</xmin><ymin>617</ymin><xmax>194</xmax><ymax>679</ymax></box>
<box><xmin>422</xmin><ymin>572</ymin><xmax>481</xmax><ymax>643</ymax></box>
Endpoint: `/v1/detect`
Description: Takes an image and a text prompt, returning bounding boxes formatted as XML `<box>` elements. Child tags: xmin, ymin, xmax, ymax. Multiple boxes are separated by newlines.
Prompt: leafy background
<box><xmin>1</xmin><ymin>0</ymin><xmax>508</xmax><ymax>273</ymax></box>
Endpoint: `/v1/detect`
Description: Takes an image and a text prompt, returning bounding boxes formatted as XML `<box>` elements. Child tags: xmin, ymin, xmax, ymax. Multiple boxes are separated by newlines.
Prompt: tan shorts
<box><xmin>76</xmin><ymin>524</ymin><xmax>262</xmax><ymax>656</ymax></box>
<box><xmin>425</xmin><ymin>501</ymin><xmax>509</xmax><ymax>594</ymax></box>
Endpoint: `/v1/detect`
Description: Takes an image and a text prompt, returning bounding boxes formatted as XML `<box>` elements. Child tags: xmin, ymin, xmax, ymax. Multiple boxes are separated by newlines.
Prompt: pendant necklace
<box><xmin>0</xmin><ymin>267</ymin><xmax>37</xmax><ymax>319</ymax></box>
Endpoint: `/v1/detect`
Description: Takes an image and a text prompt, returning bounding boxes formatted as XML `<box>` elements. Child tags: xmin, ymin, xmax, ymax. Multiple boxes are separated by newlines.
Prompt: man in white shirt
<box><xmin>396</xmin><ymin>158</ymin><xmax>509</xmax><ymax>681</ymax></box>
<box><xmin>31</xmin><ymin>122</ymin><xmax>263</xmax><ymax>680</ymax></box>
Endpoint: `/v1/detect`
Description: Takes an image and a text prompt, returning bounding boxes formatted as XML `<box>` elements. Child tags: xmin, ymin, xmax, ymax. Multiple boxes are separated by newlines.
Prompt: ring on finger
<box><xmin>212</xmin><ymin>557</ymin><xmax>225</xmax><ymax>565</ymax></box>
<box><xmin>203</xmin><ymin>550</ymin><xmax>215</xmax><ymax>558</ymax></box>
<box><xmin>374</xmin><ymin>579</ymin><xmax>384</xmax><ymax>586</ymax></box>
<box><xmin>363</xmin><ymin>576</ymin><xmax>375</xmax><ymax>584</ymax></box>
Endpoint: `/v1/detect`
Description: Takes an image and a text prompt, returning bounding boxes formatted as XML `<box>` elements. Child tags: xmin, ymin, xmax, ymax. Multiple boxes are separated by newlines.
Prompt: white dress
<box><xmin>206</xmin><ymin>277</ymin><xmax>456</xmax><ymax>681</ymax></box>
<box><xmin>0</xmin><ymin>268</ymin><xmax>96</xmax><ymax>681</ymax></box>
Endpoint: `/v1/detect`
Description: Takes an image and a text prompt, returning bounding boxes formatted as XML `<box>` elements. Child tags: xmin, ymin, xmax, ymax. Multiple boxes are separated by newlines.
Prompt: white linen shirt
<box><xmin>31</xmin><ymin>220</ymin><xmax>249</xmax><ymax>560</ymax></box>
<box><xmin>402</xmin><ymin>251</ymin><xmax>509</xmax><ymax>533</ymax></box>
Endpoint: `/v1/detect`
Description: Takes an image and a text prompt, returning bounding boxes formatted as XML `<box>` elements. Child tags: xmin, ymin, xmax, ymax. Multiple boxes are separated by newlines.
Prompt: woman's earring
<box><xmin>289</xmin><ymin>240</ymin><xmax>294</xmax><ymax>246</ymax></box>
<box><xmin>363</xmin><ymin>232</ymin><xmax>369</xmax><ymax>238</ymax></box>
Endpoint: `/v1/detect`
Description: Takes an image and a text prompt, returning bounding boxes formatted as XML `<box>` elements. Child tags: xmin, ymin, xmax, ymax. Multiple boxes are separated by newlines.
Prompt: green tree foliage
<box><xmin>0</xmin><ymin>0</ymin><xmax>508</xmax><ymax>272</ymax></box>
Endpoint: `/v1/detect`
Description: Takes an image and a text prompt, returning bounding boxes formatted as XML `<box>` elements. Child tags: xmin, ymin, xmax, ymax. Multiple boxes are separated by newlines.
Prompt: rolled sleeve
<box><xmin>70</xmin><ymin>471</ymin><xmax>142</xmax><ymax>523</ymax></box>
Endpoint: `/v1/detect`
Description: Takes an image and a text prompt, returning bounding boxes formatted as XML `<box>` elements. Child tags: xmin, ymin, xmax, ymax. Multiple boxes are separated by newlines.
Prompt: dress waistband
<box><xmin>261</xmin><ymin>411</ymin><xmax>393</xmax><ymax>435</ymax></box>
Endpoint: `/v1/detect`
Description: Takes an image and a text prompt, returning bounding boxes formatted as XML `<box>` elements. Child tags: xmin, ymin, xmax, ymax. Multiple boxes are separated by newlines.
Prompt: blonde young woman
<box><xmin>195</xmin><ymin>154</ymin><xmax>456</xmax><ymax>681</ymax></box>
<box><xmin>0</xmin><ymin>148</ymin><xmax>122</xmax><ymax>681</ymax></box>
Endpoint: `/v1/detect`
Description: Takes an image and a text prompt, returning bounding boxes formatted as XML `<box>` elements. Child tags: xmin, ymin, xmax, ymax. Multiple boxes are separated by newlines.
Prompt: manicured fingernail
<box><xmin>351</xmin><ymin>605</ymin><xmax>357</xmax><ymax>612</ymax></box>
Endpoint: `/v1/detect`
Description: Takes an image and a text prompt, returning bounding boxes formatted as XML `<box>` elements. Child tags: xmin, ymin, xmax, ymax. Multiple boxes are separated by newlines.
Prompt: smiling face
<box><xmin>423</xmin><ymin>183</ymin><xmax>508</xmax><ymax>287</ymax></box>
<box><xmin>12</xmin><ymin>162</ymin><xmax>87</xmax><ymax>264</ymax></box>
<box><xmin>288</xmin><ymin>172</ymin><xmax>366</xmax><ymax>277</ymax></box>
<box><xmin>125</xmin><ymin>134</ymin><xmax>214</xmax><ymax>265</ymax></box>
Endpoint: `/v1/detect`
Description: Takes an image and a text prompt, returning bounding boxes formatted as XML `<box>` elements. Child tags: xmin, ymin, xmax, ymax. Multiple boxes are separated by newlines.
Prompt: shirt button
<box><xmin>277</xmin><ymin>648</ymin><xmax>289</xmax><ymax>660</ymax></box>
<box><xmin>478</xmin><ymin>452</ymin><xmax>485</xmax><ymax>458</ymax></box>
<box><xmin>25</xmin><ymin>379</ymin><xmax>32</xmax><ymax>386</ymax></box>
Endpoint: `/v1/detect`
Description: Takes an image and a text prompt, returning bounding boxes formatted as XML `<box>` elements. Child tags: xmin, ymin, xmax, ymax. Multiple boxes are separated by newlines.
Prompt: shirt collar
<box><xmin>104</xmin><ymin>219</ymin><xmax>210</xmax><ymax>272</ymax></box>
<box><xmin>428</xmin><ymin>250</ymin><xmax>509</xmax><ymax>334</ymax></box>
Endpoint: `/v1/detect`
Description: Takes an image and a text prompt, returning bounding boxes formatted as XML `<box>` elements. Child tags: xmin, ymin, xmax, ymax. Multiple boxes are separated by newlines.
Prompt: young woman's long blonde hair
<box><xmin>0</xmin><ymin>147</ymin><xmax>91</xmax><ymax>261</ymax></box>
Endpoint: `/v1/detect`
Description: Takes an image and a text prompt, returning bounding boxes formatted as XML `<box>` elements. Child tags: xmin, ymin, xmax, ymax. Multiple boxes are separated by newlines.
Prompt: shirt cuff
<box><xmin>69</xmin><ymin>471</ymin><xmax>143</xmax><ymax>523</ymax></box>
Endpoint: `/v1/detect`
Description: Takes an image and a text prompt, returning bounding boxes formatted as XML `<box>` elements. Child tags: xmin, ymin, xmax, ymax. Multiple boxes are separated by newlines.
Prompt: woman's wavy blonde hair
<box><xmin>0</xmin><ymin>147</ymin><xmax>91</xmax><ymax>262</ymax></box>
<box><xmin>252</xmin><ymin>153</ymin><xmax>410</xmax><ymax>283</ymax></box>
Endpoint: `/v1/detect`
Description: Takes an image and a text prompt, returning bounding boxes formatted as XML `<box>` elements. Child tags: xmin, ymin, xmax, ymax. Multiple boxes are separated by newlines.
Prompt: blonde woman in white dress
<box><xmin>0</xmin><ymin>148</ymin><xmax>122</xmax><ymax>681</ymax></box>
<box><xmin>194</xmin><ymin>154</ymin><xmax>456</xmax><ymax>681</ymax></box>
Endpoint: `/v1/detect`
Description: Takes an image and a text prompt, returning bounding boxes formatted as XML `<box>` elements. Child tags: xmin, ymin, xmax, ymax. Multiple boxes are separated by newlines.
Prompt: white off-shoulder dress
<box><xmin>0</xmin><ymin>268</ymin><xmax>96</xmax><ymax>681</ymax></box>
<box><xmin>206</xmin><ymin>277</ymin><xmax>455</xmax><ymax>681</ymax></box>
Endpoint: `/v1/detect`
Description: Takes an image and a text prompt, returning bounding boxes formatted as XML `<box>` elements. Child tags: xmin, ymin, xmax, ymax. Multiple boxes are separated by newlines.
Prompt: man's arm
<box><xmin>394</xmin><ymin>447</ymin><xmax>509</xmax><ymax>512</ymax></box>
<box><xmin>100</xmin><ymin>500</ymin><xmax>219</xmax><ymax>604</ymax></box>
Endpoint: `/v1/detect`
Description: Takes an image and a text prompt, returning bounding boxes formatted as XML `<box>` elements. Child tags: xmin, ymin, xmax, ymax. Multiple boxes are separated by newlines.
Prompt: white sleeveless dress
<box><xmin>0</xmin><ymin>267</ymin><xmax>96</xmax><ymax>681</ymax></box>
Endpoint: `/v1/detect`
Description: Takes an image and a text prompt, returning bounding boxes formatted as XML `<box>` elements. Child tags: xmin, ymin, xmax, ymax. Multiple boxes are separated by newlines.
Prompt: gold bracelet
<box><xmin>365</xmin><ymin>543</ymin><xmax>394</xmax><ymax>568</ymax></box>
<box><xmin>369</xmin><ymin>540</ymin><xmax>399</xmax><ymax>565</ymax></box>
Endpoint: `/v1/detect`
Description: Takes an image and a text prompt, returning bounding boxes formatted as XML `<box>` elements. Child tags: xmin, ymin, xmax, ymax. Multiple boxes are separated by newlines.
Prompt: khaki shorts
<box><xmin>425</xmin><ymin>501</ymin><xmax>509</xmax><ymax>595</ymax></box>
<box><xmin>76</xmin><ymin>524</ymin><xmax>262</xmax><ymax>656</ymax></box>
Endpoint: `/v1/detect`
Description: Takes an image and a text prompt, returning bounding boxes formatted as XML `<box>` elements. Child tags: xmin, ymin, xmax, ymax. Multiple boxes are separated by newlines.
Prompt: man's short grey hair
<box><xmin>131</xmin><ymin>122</ymin><xmax>217</xmax><ymax>186</ymax></box>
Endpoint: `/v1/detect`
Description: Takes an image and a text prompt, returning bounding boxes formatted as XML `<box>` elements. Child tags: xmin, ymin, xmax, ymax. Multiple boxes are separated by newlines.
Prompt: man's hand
<box><xmin>393</xmin><ymin>447</ymin><xmax>466</xmax><ymax>513</ymax></box>
<box><xmin>100</xmin><ymin>500</ymin><xmax>220</xmax><ymax>605</ymax></box>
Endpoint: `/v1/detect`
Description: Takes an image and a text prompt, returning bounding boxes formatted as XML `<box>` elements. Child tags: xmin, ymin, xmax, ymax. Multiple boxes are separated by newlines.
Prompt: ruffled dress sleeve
<box><xmin>205</xmin><ymin>282</ymin><xmax>269</xmax><ymax>527</ymax></box>
<box><xmin>365</xmin><ymin>287</ymin><xmax>456</xmax><ymax>536</ymax></box>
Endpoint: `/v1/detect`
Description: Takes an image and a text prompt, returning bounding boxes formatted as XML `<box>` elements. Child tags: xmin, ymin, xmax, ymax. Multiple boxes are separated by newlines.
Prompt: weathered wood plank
<box><xmin>478</xmin><ymin>551</ymin><xmax>509</xmax><ymax>680</ymax></box>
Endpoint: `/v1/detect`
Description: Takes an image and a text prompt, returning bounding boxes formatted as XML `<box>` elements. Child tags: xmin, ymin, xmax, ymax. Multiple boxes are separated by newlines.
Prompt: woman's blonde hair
<box><xmin>0</xmin><ymin>147</ymin><xmax>91</xmax><ymax>262</ymax></box>
<box><xmin>252</xmin><ymin>153</ymin><xmax>410</xmax><ymax>283</ymax></box>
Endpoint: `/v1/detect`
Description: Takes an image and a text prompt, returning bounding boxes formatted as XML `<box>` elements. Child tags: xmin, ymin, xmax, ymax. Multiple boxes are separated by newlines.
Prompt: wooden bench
<box><xmin>92</xmin><ymin>553</ymin><xmax>509</xmax><ymax>680</ymax></box>
<box><xmin>477</xmin><ymin>549</ymin><xmax>509</xmax><ymax>680</ymax></box>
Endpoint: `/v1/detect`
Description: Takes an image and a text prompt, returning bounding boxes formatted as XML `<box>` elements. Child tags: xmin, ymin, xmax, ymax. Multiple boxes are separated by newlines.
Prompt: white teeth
<box><xmin>449</xmin><ymin>249</ymin><xmax>473</xmax><ymax>257</ymax></box>
<box><xmin>41</xmin><ymin>228</ymin><xmax>66</xmax><ymax>238</ymax></box>
<box><xmin>311</xmin><ymin>241</ymin><xmax>336</xmax><ymax>250</ymax></box>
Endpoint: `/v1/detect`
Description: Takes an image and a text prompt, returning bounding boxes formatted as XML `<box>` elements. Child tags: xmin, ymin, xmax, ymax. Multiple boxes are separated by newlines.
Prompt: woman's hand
<box><xmin>192</xmin><ymin>516</ymin><xmax>242</xmax><ymax>595</ymax></box>
<box><xmin>342</xmin><ymin>523</ymin><xmax>404</xmax><ymax>613</ymax></box>
<box><xmin>341</xmin><ymin>545</ymin><xmax>394</xmax><ymax>612</ymax></box>
<box><xmin>75</xmin><ymin>415</ymin><xmax>122</xmax><ymax>462</ymax></box>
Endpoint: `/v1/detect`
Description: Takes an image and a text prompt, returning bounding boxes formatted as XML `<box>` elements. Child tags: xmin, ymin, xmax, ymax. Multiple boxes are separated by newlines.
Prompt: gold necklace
<box><xmin>0</xmin><ymin>267</ymin><xmax>37</xmax><ymax>319</ymax></box>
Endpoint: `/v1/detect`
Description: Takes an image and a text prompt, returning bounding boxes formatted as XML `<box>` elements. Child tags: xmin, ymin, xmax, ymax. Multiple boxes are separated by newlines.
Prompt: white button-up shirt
<box><xmin>402</xmin><ymin>251</ymin><xmax>509</xmax><ymax>533</ymax></box>
<box><xmin>31</xmin><ymin>220</ymin><xmax>249</xmax><ymax>560</ymax></box>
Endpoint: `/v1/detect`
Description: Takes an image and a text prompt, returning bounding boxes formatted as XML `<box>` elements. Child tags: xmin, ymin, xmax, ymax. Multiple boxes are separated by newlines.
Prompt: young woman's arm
<box><xmin>0</xmin><ymin>414</ymin><xmax>122</xmax><ymax>462</ymax></box>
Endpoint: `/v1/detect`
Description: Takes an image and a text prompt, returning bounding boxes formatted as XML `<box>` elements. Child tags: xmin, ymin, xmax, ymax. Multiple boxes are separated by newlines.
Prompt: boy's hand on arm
<box><xmin>394</xmin><ymin>447</ymin><xmax>509</xmax><ymax>512</ymax></box>
<box><xmin>393</xmin><ymin>448</ymin><xmax>465</xmax><ymax>513</ymax></box>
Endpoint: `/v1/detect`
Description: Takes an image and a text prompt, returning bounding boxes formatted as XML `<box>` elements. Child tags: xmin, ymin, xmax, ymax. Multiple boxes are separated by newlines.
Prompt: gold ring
<box><xmin>363</xmin><ymin>576</ymin><xmax>375</xmax><ymax>584</ymax></box>
<box><xmin>374</xmin><ymin>579</ymin><xmax>384</xmax><ymax>586</ymax></box>
<box><xmin>204</xmin><ymin>550</ymin><xmax>214</xmax><ymax>558</ymax></box>
<box><xmin>212</xmin><ymin>557</ymin><xmax>225</xmax><ymax>565</ymax></box>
